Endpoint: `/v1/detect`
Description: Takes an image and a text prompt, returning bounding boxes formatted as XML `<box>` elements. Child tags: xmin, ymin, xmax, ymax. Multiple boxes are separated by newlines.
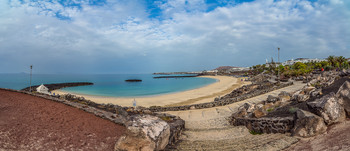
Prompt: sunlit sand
<box><xmin>53</xmin><ymin>76</ymin><xmax>250</xmax><ymax>107</ymax></box>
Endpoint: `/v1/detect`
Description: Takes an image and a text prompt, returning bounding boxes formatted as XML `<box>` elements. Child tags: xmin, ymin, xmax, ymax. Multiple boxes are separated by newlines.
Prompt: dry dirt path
<box><xmin>165</xmin><ymin>81</ymin><xmax>306</xmax><ymax>151</ymax></box>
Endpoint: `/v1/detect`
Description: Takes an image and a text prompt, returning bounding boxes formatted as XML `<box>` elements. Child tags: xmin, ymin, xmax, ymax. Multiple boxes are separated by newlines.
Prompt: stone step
<box><xmin>170</xmin><ymin>133</ymin><xmax>299</xmax><ymax>151</ymax></box>
<box><xmin>181</xmin><ymin>126</ymin><xmax>249</xmax><ymax>141</ymax></box>
<box><xmin>185</xmin><ymin>116</ymin><xmax>230</xmax><ymax>130</ymax></box>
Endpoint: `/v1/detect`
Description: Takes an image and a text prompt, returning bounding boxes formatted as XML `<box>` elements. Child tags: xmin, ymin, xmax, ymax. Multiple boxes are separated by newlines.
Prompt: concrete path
<box><xmin>165</xmin><ymin>81</ymin><xmax>306</xmax><ymax>151</ymax></box>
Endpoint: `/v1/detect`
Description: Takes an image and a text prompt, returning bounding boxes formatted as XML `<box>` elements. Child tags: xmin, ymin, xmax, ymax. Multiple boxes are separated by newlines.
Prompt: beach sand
<box><xmin>52</xmin><ymin>76</ymin><xmax>250</xmax><ymax>107</ymax></box>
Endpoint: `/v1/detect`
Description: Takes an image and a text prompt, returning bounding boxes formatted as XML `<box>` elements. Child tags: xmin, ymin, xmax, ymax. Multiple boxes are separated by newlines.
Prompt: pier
<box><xmin>153</xmin><ymin>75</ymin><xmax>198</xmax><ymax>79</ymax></box>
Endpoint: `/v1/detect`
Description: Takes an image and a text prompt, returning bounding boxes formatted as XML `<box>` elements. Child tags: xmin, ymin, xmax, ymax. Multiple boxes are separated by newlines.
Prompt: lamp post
<box><xmin>29</xmin><ymin>65</ymin><xmax>33</xmax><ymax>92</ymax></box>
<box><xmin>278</xmin><ymin>47</ymin><xmax>280</xmax><ymax>81</ymax></box>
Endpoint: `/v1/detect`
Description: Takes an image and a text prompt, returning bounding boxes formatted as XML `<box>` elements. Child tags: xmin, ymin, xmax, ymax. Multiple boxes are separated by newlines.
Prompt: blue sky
<box><xmin>0</xmin><ymin>0</ymin><xmax>349</xmax><ymax>74</ymax></box>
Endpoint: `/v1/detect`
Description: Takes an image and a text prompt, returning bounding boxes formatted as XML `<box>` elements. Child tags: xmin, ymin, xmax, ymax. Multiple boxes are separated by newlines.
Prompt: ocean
<box><xmin>0</xmin><ymin>73</ymin><xmax>217</xmax><ymax>97</ymax></box>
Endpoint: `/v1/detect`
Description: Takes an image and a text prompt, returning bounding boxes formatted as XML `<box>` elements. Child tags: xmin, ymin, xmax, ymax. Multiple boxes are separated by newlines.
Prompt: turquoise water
<box><xmin>0</xmin><ymin>74</ymin><xmax>217</xmax><ymax>97</ymax></box>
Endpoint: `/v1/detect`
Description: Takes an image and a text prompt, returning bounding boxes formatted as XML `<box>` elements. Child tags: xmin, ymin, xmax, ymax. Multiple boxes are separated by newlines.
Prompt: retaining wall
<box><xmin>149</xmin><ymin>82</ymin><xmax>293</xmax><ymax>112</ymax></box>
<box><xmin>232</xmin><ymin>116</ymin><xmax>295</xmax><ymax>134</ymax></box>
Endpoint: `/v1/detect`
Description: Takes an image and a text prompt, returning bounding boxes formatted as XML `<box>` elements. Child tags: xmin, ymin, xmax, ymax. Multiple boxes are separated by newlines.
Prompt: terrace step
<box><xmin>170</xmin><ymin>133</ymin><xmax>299</xmax><ymax>151</ymax></box>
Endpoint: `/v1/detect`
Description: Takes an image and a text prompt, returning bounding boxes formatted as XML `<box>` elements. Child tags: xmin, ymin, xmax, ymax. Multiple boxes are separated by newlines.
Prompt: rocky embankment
<box><xmin>149</xmin><ymin>81</ymin><xmax>293</xmax><ymax>112</ymax></box>
<box><xmin>231</xmin><ymin>70</ymin><xmax>350</xmax><ymax>139</ymax></box>
<box><xmin>21</xmin><ymin>82</ymin><xmax>93</xmax><ymax>92</ymax></box>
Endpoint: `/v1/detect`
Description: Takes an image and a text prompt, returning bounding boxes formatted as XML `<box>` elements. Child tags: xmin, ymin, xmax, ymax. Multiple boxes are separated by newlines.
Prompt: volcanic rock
<box><xmin>266</xmin><ymin>95</ymin><xmax>279</xmax><ymax>103</ymax></box>
<box><xmin>292</xmin><ymin>109</ymin><xmax>327</xmax><ymax>138</ymax></box>
<box><xmin>254</xmin><ymin>108</ymin><xmax>267</xmax><ymax>118</ymax></box>
<box><xmin>336</xmin><ymin>81</ymin><xmax>350</xmax><ymax>117</ymax></box>
<box><xmin>115</xmin><ymin>114</ymin><xmax>170</xmax><ymax>151</ymax></box>
<box><xmin>307</xmin><ymin>92</ymin><xmax>346</xmax><ymax>125</ymax></box>
<box><xmin>292</xmin><ymin>90</ymin><xmax>309</xmax><ymax>102</ymax></box>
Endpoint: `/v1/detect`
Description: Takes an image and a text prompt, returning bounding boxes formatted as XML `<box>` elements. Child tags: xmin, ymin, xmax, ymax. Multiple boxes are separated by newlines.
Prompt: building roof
<box><xmin>36</xmin><ymin>84</ymin><xmax>49</xmax><ymax>94</ymax></box>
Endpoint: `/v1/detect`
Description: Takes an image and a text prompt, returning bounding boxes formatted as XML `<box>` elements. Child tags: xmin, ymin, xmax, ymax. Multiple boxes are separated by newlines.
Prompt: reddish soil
<box><xmin>0</xmin><ymin>89</ymin><xmax>126</xmax><ymax>151</ymax></box>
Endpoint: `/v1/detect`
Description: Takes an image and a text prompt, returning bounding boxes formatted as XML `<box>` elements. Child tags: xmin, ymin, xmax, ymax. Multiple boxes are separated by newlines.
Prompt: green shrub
<box><xmin>160</xmin><ymin>116</ymin><xmax>172</xmax><ymax>121</ymax></box>
<box><xmin>250</xmin><ymin>130</ymin><xmax>262</xmax><ymax>135</ymax></box>
<box><xmin>289</xmin><ymin>107</ymin><xmax>298</xmax><ymax>113</ymax></box>
<box><xmin>267</xmin><ymin>108</ymin><xmax>274</xmax><ymax>112</ymax></box>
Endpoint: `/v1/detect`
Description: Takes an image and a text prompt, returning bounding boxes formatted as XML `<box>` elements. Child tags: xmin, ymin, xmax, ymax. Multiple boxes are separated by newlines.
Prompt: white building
<box><xmin>36</xmin><ymin>84</ymin><xmax>50</xmax><ymax>95</ymax></box>
<box><xmin>282</xmin><ymin>58</ymin><xmax>325</xmax><ymax>66</ymax></box>
<box><xmin>228</xmin><ymin>67</ymin><xmax>250</xmax><ymax>72</ymax></box>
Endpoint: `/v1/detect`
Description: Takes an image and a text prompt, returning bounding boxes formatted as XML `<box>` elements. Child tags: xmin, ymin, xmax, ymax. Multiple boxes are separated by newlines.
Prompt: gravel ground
<box><xmin>0</xmin><ymin>89</ymin><xmax>125</xmax><ymax>151</ymax></box>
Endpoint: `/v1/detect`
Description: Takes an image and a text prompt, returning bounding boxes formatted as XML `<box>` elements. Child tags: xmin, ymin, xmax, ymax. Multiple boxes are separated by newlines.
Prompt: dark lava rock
<box><xmin>125</xmin><ymin>79</ymin><xmax>142</xmax><ymax>82</ymax></box>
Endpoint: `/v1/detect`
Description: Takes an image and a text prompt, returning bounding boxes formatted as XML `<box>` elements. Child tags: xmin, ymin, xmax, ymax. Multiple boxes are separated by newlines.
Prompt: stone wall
<box><xmin>231</xmin><ymin>117</ymin><xmax>294</xmax><ymax>134</ymax></box>
<box><xmin>149</xmin><ymin>82</ymin><xmax>293</xmax><ymax>112</ymax></box>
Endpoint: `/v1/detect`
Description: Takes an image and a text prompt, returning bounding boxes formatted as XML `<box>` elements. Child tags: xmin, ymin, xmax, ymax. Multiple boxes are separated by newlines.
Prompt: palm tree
<box><xmin>336</xmin><ymin>56</ymin><xmax>346</xmax><ymax>64</ymax></box>
<box><xmin>327</xmin><ymin>55</ymin><xmax>336</xmax><ymax>66</ymax></box>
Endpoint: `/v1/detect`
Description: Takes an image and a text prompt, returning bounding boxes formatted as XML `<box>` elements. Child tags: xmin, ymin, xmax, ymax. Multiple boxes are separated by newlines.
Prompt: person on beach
<box><xmin>133</xmin><ymin>99</ymin><xmax>137</xmax><ymax>107</ymax></box>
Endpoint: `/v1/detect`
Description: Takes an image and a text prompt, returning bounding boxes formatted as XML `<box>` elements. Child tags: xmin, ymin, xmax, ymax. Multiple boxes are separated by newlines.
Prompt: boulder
<box><xmin>336</xmin><ymin>81</ymin><xmax>350</xmax><ymax>117</ymax></box>
<box><xmin>115</xmin><ymin>106</ymin><xmax>129</xmax><ymax>117</ymax></box>
<box><xmin>243</xmin><ymin>103</ymin><xmax>255</xmax><ymax>113</ymax></box>
<box><xmin>255</xmin><ymin>104</ymin><xmax>264</xmax><ymax>109</ymax></box>
<box><xmin>307</xmin><ymin>92</ymin><xmax>346</xmax><ymax>125</ymax></box>
<box><xmin>190</xmin><ymin>106</ymin><xmax>196</xmax><ymax>110</ymax></box>
<box><xmin>308</xmin><ymin>79</ymin><xmax>318</xmax><ymax>86</ymax></box>
<box><xmin>292</xmin><ymin>94</ymin><xmax>310</xmax><ymax>102</ymax></box>
<box><xmin>214</xmin><ymin>97</ymin><xmax>220</xmax><ymax>102</ymax></box>
<box><xmin>326</xmin><ymin>78</ymin><xmax>335</xmax><ymax>86</ymax></box>
<box><xmin>278</xmin><ymin>91</ymin><xmax>291</xmax><ymax>103</ymax></box>
<box><xmin>115</xmin><ymin>114</ymin><xmax>170</xmax><ymax>151</ymax></box>
<box><xmin>310</xmin><ymin>89</ymin><xmax>322</xmax><ymax>98</ymax></box>
<box><xmin>253</xmin><ymin>108</ymin><xmax>267</xmax><ymax>118</ymax></box>
<box><xmin>316</xmin><ymin>75</ymin><xmax>321</xmax><ymax>81</ymax></box>
<box><xmin>232</xmin><ymin>107</ymin><xmax>248</xmax><ymax>118</ymax></box>
<box><xmin>303</xmin><ymin>86</ymin><xmax>316</xmax><ymax>95</ymax></box>
<box><xmin>266</xmin><ymin>95</ymin><xmax>279</xmax><ymax>103</ymax></box>
<box><xmin>262</xmin><ymin>103</ymin><xmax>274</xmax><ymax>110</ymax></box>
<box><xmin>339</xmin><ymin>69</ymin><xmax>350</xmax><ymax>77</ymax></box>
<box><xmin>292</xmin><ymin>109</ymin><xmax>327</xmax><ymax>137</ymax></box>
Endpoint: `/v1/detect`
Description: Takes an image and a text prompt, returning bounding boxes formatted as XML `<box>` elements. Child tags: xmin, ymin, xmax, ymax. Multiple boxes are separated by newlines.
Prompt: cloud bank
<box><xmin>0</xmin><ymin>0</ymin><xmax>349</xmax><ymax>73</ymax></box>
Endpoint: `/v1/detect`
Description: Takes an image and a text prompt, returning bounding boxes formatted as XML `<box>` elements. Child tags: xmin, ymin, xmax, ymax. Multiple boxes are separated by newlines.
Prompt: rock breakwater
<box><xmin>21</xmin><ymin>82</ymin><xmax>93</xmax><ymax>92</ymax></box>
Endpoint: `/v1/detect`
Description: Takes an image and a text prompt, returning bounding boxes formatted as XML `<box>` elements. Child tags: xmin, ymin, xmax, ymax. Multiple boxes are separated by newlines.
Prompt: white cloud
<box><xmin>0</xmin><ymin>0</ymin><xmax>349</xmax><ymax>73</ymax></box>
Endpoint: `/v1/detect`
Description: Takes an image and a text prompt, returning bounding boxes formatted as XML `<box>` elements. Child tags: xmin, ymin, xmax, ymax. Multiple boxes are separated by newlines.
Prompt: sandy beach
<box><xmin>53</xmin><ymin>76</ymin><xmax>250</xmax><ymax>107</ymax></box>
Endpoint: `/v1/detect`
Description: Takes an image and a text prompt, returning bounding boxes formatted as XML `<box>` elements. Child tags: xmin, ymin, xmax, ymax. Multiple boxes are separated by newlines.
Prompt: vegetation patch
<box><xmin>159</xmin><ymin>116</ymin><xmax>172</xmax><ymax>122</ymax></box>
<box><xmin>267</xmin><ymin>108</ymin><xmax>274</xmax><ymax>112</ymax></box>
<box><xmin>249</xmin><ymin>130</ymin><xmax>263</xmax><ymax>135</ymax></box>
<box><xmin>289</xmin><ymin>107</ymin><xmax>298</xmax><ymax>113</ymax></box>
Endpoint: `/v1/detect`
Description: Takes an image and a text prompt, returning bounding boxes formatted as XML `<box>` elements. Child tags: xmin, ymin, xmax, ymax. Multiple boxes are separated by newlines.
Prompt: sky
<box><xmin>0</xmin><ymin>0</ymin><xmax>349</xmax><ymax>74</ymax></box>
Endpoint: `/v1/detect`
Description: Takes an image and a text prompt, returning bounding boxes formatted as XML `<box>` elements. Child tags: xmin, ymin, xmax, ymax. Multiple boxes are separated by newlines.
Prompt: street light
<box><xmin>29</xmin><ymin>65</ymin><xmax>33</xmax><ymax>92</ymax></box>
<box><xmin>278</xmin><ymin>47</ymin><xmax>280</xmax><ymax>81</ymax></box>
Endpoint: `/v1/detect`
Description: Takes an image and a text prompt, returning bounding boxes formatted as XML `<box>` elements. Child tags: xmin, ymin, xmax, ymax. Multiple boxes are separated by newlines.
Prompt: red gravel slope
<box><xmin>0</xmin><ymin>89</ymin><xmax>125</xmax><ymax>151</ymax></box>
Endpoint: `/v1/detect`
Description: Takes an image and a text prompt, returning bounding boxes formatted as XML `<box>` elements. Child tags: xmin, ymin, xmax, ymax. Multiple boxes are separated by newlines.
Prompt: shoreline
<box><xmin>53</xmin><ymin>76</ymin><xmax>249</xmax><ymax>107</ymax></box>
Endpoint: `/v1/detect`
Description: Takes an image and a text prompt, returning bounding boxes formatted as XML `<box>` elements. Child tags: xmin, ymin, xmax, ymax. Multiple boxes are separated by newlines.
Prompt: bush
<box><xmin>293</xmin><ymin>62</ymin><xmax>307</xmax><ymax>70</ymax></box>
<box><xmin>324</xmin><ymin>65</ymin><xmax>333</xmax><ymax>71</ymax></box>
<box><xmin>249</xmin><ymin>130</ymin><xmax>262</xmax><ymax>135</ymax></box>
<box><xmin>267</xmin><ymin>108</ymin><xmax>274</xmax><ymax>112</ymax></box>
<box><xmin>289</xmin><ymin>107</ymin><xmax>297</xmax><ymax>113</ymax></box>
